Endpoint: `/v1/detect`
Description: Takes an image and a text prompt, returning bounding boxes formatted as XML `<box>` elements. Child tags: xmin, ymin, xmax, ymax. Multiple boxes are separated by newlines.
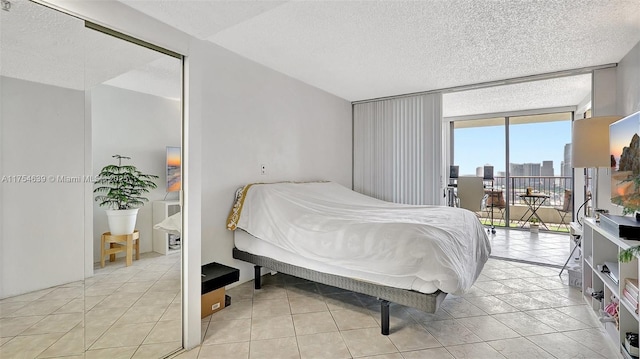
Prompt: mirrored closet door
<box><xmin>1</xmin><ymin>1</ymin><xmax>88</xmax><ymax>357</ymax></box>
<box><xmin>0</xmin><ymin>1</ymin><xmax>183</xmax><ymax>357</ymax></box>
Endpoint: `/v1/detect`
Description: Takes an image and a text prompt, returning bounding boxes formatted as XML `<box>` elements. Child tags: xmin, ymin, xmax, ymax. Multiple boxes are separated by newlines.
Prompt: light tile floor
<box><xmin>488</xmin><ymin>227</ymin><xmax>574</xmax><ymax>268</ymax></box>
<box><xmin>1</xmin><ymin>236</ymin><xmax>613</xmax><ymax>359</ymax></box>
<box><xmin>174</xmin><ymin>258</ymin><xmax>620</xmax><ymax>359</ymax></box>
<box><xmin>0</xmin><ymin>252</ymin><xmax>182</xmax><ymax>359</ymax></box>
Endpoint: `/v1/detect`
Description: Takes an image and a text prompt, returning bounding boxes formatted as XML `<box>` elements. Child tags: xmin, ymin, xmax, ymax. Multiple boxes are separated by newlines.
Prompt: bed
<box><xmin>227</xmin><ymin>181</ymin><xmax>491</xmax><ymax>334</ymax></box>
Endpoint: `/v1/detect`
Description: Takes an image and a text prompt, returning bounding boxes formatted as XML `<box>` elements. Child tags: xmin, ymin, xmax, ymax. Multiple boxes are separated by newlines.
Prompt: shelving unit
<box><xmin>152</xmin><ymin>200</ymin><xmax>181</xmax><ymax>255</ymax></box>
<box><xmin>582</xmin><ymin>218</ymin><xmax>639</xmax><ymax>357</ymax></box>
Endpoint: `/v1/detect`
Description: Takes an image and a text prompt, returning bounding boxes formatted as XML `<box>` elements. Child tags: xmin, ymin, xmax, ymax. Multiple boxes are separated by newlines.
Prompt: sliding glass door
<box><xmin>508</xmin><ymin>113</ymin><xmax>572</xmax><ymax>231</ymax></box>
<box><xmin>452</xmin><ymin>112</ymin><xmax>573</xmax><ymax>232</ymax></box>
<box><xmin>453</xmin><ymin>117</ymin><xmax>506</xmax><ymax>178</ymax></box>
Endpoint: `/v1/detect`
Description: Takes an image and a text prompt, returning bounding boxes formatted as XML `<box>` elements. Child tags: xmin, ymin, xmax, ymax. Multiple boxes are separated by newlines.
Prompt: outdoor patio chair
<box><xmin>555</xmin><ymin>189</ymin><xmax>572</xmax><ymax>231</ymax></box>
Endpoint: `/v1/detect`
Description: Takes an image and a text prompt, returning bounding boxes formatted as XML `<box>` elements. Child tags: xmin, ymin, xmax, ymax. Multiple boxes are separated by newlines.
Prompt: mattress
<box><xmin>228</xmin><ymin>181</ymin><xmax>491</xmax><ymax>295</ymax></box>
<box><xmin>234</xmin><ymin>228</ymin><xmax>441</xmax><ymax>293</ymax></box>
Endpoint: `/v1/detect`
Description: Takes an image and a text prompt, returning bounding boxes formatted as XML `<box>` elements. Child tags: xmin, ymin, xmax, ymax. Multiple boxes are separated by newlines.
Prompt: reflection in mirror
<box><xmin>0</xmin><ymin>1</ymin><xmax>87</xmax><ymax>357</ymax></box>
<box><xmin>0</xmin><ymin>1</ymin><xmax>183</xmax><ymax>357</ymax></box>
<box><xmin>84</xmin><ymin>20</ymin><xmax>182</xmax><ymax>357</ymax></box>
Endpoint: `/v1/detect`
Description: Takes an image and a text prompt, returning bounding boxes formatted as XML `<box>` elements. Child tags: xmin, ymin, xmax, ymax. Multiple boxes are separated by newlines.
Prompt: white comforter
<box><xmin>233</xmin><ymin>181</ymin><xmax>491</xmax><ymax>295</ymax></box>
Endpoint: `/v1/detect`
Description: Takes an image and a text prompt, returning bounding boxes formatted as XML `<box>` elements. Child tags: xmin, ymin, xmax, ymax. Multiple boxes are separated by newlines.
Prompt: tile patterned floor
<box><xmin>173</xmin><ymin>257</ymin><xmax>620</xmax><ymax>359</ymax></box>
<box><xmin>0</xmin><ymin>234</ymin><xmax>614</xmax><ymax>359</ymax></box>
<box><xmin>488</xmin><ymin>228</ymin><xmax>574</xmax><ymax>267</ymax></box>
<box><xmin>0</xmin><ymin>252</ymin><xmax>181</xmax><ymax>359</ymax></box>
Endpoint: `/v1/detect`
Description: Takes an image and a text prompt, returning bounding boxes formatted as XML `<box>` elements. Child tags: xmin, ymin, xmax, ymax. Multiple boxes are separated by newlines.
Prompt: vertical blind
<box><xmin>353</xmin><ymin>94</ymin><xmax>443</xmax><ymax>205</ymax></box>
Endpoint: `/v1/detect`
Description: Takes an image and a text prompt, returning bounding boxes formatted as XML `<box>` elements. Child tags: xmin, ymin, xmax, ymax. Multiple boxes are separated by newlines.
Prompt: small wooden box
<box><xmin>201</xmin><ymin>287</ymin><xmax>225</xmax><ymax>318</ymax></box>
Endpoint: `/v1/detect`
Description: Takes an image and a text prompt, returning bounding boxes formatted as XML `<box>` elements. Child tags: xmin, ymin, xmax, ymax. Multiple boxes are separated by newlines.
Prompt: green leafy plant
<box><xmin>530</xmin><ymin>217</ymin><xmax>539</xmax><ymax>224</ymax></box>
<box><xmin>94</xmin><ymin>155</ymin><xmax>158</xmax><ymax>210</ymax></box>
<box><xmin>619</xmin><ymin>247</ymin><xmax>640</xmax><ymax>263</ymax></box>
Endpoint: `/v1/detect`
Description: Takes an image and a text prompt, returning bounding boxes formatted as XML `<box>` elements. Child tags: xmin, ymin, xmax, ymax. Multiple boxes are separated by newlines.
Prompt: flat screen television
<box><xmin>610</xmin><ymin>111</ymin><xmax>640</xmax><ymax>213</ymax></box>
<box><xmin>166</xmin><ymin>146</ymin><xmax>181</xmax><ymax>192</ymax></box>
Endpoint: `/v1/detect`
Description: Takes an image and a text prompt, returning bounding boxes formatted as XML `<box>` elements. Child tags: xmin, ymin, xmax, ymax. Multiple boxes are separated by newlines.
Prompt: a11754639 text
<box><xmin>1</xmin><ymin>175</ymin><xmax>97</xmax><ymax>183</ymax></box>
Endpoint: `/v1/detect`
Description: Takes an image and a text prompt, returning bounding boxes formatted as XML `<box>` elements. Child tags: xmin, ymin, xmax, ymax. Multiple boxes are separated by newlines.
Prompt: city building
<box><xmin>523</xmin><ymin>163</ymin><xmax>541</xmax><ymax>176</ymax></box>
<box><xmin>541</xmin><ymin>160</ymin><xmax>554</xmax><ymax>176</ymax></box>
<box><xmin>563</xmin><ymin>143</ymin><xmax>572</xmax><ymax>177</ymax></box>
<box><xmin>510</xmin><ymin>163</ymin><xmax>524</xmax><ymax>176</ymax></box>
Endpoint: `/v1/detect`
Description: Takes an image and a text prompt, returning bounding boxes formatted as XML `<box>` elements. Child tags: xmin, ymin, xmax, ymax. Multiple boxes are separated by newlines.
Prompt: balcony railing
<box><xmin>490</xmin><ymin>175</ymin><xmax>572</xmax><ymax>207</ymax></box>
<box><xmin>477</xmin><ymin>175</ymin><xmax>573</xmax><ymax>232</ymax></box>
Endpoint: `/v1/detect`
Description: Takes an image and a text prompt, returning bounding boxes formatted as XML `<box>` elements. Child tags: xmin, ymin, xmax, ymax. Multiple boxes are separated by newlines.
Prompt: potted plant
<box><xmin>94</xmin><ymin>155</ymin><xmax>158</xmax><ymax>235</ymax></box>
<box><xmin>618</xmin><ymin>196</ymin><xmax>640</xmax><ymax>263</ymax></box>
<box><xmin>529</xmin><ymin>218</ymin><xmax>540</xmax><ymax>233</ymax></box>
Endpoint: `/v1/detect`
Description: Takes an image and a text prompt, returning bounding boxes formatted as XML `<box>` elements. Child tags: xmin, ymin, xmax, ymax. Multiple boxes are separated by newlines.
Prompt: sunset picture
<box><xmin>167</xmin><ymin>146</ymin><xmax>181</xmax><ymax>192</ymax></box>
<box><xmin>610</xmin><ymin>112</ymin><xmax>640</xmax><ymax>212</ymax></box>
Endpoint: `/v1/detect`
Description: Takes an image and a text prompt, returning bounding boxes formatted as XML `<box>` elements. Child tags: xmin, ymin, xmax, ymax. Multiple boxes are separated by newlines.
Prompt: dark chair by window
<box><xmin>555</xmin><ymin>190</ymin><xmax>572</xmax><ymax>231</ymax></box>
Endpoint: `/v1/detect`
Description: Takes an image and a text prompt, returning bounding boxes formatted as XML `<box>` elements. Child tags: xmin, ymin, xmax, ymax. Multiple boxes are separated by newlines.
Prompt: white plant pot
<box><xmin>106</xmin><ymin>208</ymin><xmax>139</xmax><ymax>235</ymax></box>
<box><xmin>530</xmin><ymin>224</ymin><xmax>539</xmax><ymax>233</ymax></box>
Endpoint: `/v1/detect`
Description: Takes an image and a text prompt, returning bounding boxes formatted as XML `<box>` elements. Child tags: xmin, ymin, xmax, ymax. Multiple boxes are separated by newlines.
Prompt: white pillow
<box><xmin>154</xmin><ymin>212</ymin><xmax>181</xmax><ymax>235</ymax></box>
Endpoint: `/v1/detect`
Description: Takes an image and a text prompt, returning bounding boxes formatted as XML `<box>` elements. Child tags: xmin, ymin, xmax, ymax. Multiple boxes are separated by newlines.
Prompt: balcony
<box><xmin>477</xmin><ymin>175</ymin><xmax>573</xmax><ymax>232</ymax></box>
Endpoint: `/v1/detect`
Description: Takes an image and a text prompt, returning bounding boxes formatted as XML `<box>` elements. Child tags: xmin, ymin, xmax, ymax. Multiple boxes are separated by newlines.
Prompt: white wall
<box><xmin>198</xmin><ymin>42</ymin><xmax>353</xmax><ymax>283</ymax></box>
<box><xmin>39</xmin><ymin>0</ymin><xmax>352</xmax><ymax>348</ymax></box>
<box><xmin>591</xmin><ymin>68</ymin><xmax>619</xmax><ymax>213</ymax></box>
<box><xmin>617</xmin><ymin>40</ymin><xmax>640</xmax><ymax>116</ymax></box>
<box><xmin>91</xmin><ymin>84</ymin><xmax>181</xmax><ymax>261</ymax></box>
<box><xmin>0</xmin><ymin>76</ymin><xmax>85</xmax><ymax>298</ymax></box>
<box><xmin>590</xmin><ymin>40</ymin><xmax>640</xmax><ymax>215</ymax></box>
<box><xmin>592</xmin><ymin>68</ymin><xmax>618</xmax><ymax>117</ymax></box>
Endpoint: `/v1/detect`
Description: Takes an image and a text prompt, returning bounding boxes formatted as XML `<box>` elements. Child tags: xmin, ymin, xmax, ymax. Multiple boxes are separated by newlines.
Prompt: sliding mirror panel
<box><xmin>1</xmin><ymin>0</ymin><xmax>87</xmax><ymax>357</ymax></box>
<box><xmin>84</xmin><ymin>21</ymin><xmax>183</xmax><ymax>357</ymax></box>
<box><xmin>1</xmin><ymin>1</ymin><xmax>183</xmax><ymax>357</ymax></box>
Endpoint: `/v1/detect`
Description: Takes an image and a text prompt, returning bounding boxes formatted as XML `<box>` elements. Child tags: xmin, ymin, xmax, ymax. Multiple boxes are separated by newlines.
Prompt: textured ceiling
<box><xmin>0</xmin><ymin>0</ymin><xmax>181</xmax><ymax>99</ymax></box>
<box><xmin>443</xmin><ymin>74</ymin><xmax>592</xmax><ymax>118</ymax></box>
<box><xmin>4</xmin><ymin>0</ymin><xmax>640</xmax><ymax>115</ymax></box>
<box><xmin>116</xmin><ymin>0</ymin><xmax>286</xmax><ymax>39</ymax></box>
<box><xmin>116</xmin><ymin>0</ymin><xmax>640</xmax><ymax>112</ymax></box>
<box><xmin>0</xmin><ymin>0</ymin><xmax>86</xmax><ymax>90</ymax></box>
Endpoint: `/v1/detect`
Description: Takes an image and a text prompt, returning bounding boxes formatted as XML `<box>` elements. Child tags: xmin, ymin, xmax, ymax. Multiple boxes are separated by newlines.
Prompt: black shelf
<box><xmin>201</xmin><ymin>262</ymin><xmax>240</xmax><ymax>294</ymax></box>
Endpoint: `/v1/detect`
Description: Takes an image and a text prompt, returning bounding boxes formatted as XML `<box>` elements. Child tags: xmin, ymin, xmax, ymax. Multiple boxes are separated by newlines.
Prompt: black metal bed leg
<box><xmin>381</xmin><ymin>300</ymin><xmax>390</xmax><ymax>335</ymax></box>
<box><xmin>254</xmin><ymin>265</ymin><xmax>262</xmax><ymax>290</ymax></box>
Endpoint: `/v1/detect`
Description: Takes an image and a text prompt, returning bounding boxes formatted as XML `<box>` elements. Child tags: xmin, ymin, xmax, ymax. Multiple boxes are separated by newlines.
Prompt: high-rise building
<box><xmin>476</xmin><ymin>165</ymin><xmax>495</xmax><ymax>179</ymax></box>
<box><xmin>523</xmin><ymin>163</ymin><xmax>541</xmax><ymax>176</ymax></box>
<box><xmin>563</xmin><ymin>143</ymin><xmax>572</xmax><ymax>178</ymax></box>
<box><xmin>541</xmin><ymin>160</ymin><xmax>554</xmax><ymax>176</ymax></box>
<box><xmin>495</xmin><ymin>171</ymin><xmax>506</xmax><ymax>188</ymax></box>
<box><xmin>510</xmin><ymin>163</ymin><xmax>544</xmax><ymax>189</ymax></box>
<box><xmin>510</xmin><ymin>163</ymin><xmax>524</xmax><ymax>176</ymax></box>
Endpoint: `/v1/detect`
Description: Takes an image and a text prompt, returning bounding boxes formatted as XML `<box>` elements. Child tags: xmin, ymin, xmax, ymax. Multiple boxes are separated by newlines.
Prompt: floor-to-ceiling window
<box><xmin>451</xmin><ymin>112</ymin><xmax>573</xmax><ymax>232</ymax></box>
<box><xmin>453</xmin><ymin>117</ymin><xmax>506</xmax><ymax>178</ymax></box>
<box><xmin>508</xmin><ymin>113</ymin><xmax>573</xmax><ymax>231</ymax></box>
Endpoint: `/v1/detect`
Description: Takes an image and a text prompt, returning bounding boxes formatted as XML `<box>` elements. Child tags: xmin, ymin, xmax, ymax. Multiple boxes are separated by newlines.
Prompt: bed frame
<box><xmin>232</xmin><ymin>247</ymin><xmax>447</xmax><ymax>335</ymax></box>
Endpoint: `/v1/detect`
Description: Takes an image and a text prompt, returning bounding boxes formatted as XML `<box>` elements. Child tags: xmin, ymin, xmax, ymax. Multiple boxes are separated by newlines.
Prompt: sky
<box><xmin>454</xmin><ymin>121</ymin><xmax>571</xmax><ymax>176</ymax></box>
